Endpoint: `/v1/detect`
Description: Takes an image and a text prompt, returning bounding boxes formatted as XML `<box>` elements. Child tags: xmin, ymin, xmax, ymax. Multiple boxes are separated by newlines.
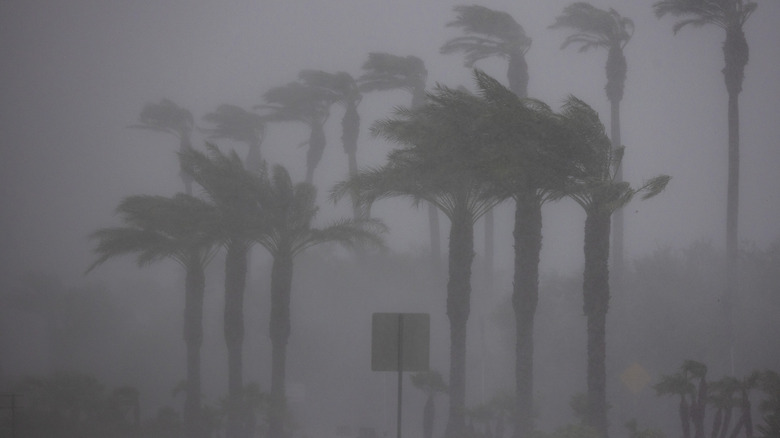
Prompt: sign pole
<box><xmin>396</xmin><ymin>313</ymin><xmax>403</xmax><ymax>438</ymax></box>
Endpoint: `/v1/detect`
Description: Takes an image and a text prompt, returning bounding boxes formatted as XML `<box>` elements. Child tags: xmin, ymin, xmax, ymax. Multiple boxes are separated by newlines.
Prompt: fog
<box><xmin>1</xmin><ymin>1</ymin><xmax>779</xmax><ymax>438</ymax></box>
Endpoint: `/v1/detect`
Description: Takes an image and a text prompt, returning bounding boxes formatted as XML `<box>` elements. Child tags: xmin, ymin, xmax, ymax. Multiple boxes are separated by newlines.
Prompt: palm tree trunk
<box><xmin>723</xmin><ymin>24</ymin><xmax>747</xmax><ymax>374</ymax></box>
<box><xmin>430</xmin><ymin>204</ymin><xmax>442</xmax><ymax>271</ymax></box>
<box><xmin>444</xmin><ymin>205</ymin><xmax>474</xmax><ymax>438</ymax></box>
<box><xmin>342</xmin><ymin>102</ymin><xmax>361</xmax><ymax>220</ymax></box>
<box><xmin>179</xmin><ymin>134</ymin><xmax>194</xmax><ymax>195</ymax></box>
<box><xmin>610</xmin><ymin>99</ymin><xmax>624</xmax><ymax>278</ymax></box>
<box><xmin>269</xmin><ymin>253</ymin><xmax>294</xmax><ymax>438</ymax></box>
<box><xmin>583</xmin><ymin>208</ymin><xmax>611</xmax><ymax>438</ymax></box>
<box><xmin>184</xmin><ymin>261</ymin><xmax>205</xmax><ymax>438</ymax></box>
<box><xmin>225</xmin><ymin>242</ymin><xmax>248</xmax><ymax>438</ymax></box>
<box><xmin>725</xmin><ymin>90</ymin><xmax>739</xmax><ymax>373</ymax></box>
<box><xmin>512</xmin><ymin>191</ymin><xmax>542</xmax><ymax>438</ymax></box>
<box><xmin>306</xmin><ymin>123</ymin><xmax>327</xmax><ymax>185</ymax></box>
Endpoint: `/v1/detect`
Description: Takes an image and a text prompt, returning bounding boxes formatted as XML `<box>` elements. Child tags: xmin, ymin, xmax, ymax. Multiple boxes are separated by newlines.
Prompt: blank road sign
<box><xmin>371</xmin><ymin>313</ymin><xmax>430</xmax><ymax>372</ymax></box>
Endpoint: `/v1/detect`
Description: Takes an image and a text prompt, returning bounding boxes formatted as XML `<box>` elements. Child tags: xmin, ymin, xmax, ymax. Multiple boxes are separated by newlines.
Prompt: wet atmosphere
<box><xmin>1</xmin><ymin>1</ymin><xmax>779</xmax><ymax>438</ymax></box>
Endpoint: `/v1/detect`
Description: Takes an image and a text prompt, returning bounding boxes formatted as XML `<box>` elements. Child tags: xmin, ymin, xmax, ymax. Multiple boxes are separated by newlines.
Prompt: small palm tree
<box><xmin>410</xmin><ymin>371</ymin><xmax>449</xmax><ymax>438</ymax></box>
<box><xmin>260</xmin><ymin>75</ymin><xmax>336</xmax><ymax>185</ymax></box>
<box><xmin>129</xmin><ymin>98</ymin><xmax>196</xmax><ymax>194</ymax></box>
<box><xmin>654</xmin><ymin>360</ymin><xmax>709</xmax><ymax>438</ymax></box>
<box><xmin>653</xmin><ymin>0</ymin><xmax>757</xmax><ymax>371</ymax></box>
<box><xmin>88</xmin><ymin>193</ymin><xmax>221</xmax><ymax>438</ymax></box>
<box><xmin>333</xmin><ymin>83</ymin><xmax>501</xmax><ymax>438</ymax></box>
<box><xmin>358</xmin><ymin>52</ymin><xmax>442</xmax><ymax>269</ymax></box>
<box><xmin>201</xmin><ymin>104</ymin><xmax>266</xmax><ymax>173</ymax></box>
<box><xmin>550</xmin><ymin>2</ymin><xmax>634</xmax><ymax>275</ymax></box>
<box><xmin>180</xmin><ymin>143</ymin><xmax>270</xmax><ymax>438</ymax></box>
<box><xmin>260</xmin><ymin>164</ymin><xmax>385</xmax><ymax>438</ymax></box>
<box><xmin>560</xmin><ymin>96</ymin><xmax>669</xmax><ymax>437</ymax></box>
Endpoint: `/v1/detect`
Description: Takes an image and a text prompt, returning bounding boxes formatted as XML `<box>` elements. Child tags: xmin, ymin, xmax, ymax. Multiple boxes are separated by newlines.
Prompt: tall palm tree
<box><xmin>475</xmin><ymin>70</ymin><xmax>582</xmax><ymax>438</ymax></box>
<box><xmin>259</xmin><ymin>165</ymin><xmax>384</xmax><ymax>438</ymax></box>
<box><xmin>550</xmin><ymin>2</ymin><xmax>634</xmax><ymax>276</ymax></box>
<box><xmin>260</xmin><ymin>75</ymin><xmax>335</xmax><ymax>186</ymax></box>
<box><xmin>358</xmin><ymin>52</ymin><xmax>443</xmax><ymax>268</ymax></box>
<box><xmin>298</xmin><ymin>70</ymin><xmax>365</xmax><ymax>219</ymax></box>
<box><xmin>201</xmin><ymin>104</ymin><xmax>266</xmax><ymax>173</ymax></box>
<box><xmin>440</xmin><ymin>4</ymin><xmax>533</xmax><ymax>297</ymax></box>
<box><xmin>333</xmin><ymin>84</ymin><xmax>501</xmax><ymax>438</ymax></box>
<box><xmin>180</xmin><ymin>143</ymin><xmax>269</xmax><ymax>438</ymax></box>
<box><xmin>129</xmin><ymin>98</ymin><xmax>196</xmax><ymax>194</ymax></box>
<box><xmin>560</xmin><ymin>96</ymin><xmax>669</xmax><ymax>438</ymax></box>
<box><xmin>88</xmin><ymin>193</ymin><xmax>221</xmax><ymax>438</ymax></box>
<box><xmin>653</xmin><ymin>0</ymin><xmax>756</xmax><ymax>373</ymax></box>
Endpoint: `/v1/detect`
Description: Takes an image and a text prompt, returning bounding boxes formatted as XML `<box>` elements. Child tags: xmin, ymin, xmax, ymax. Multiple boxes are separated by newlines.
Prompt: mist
<box><xmin>1</xmin><ymin>1</ymin><xmax>779</xmax><ymax>438</ymax></box>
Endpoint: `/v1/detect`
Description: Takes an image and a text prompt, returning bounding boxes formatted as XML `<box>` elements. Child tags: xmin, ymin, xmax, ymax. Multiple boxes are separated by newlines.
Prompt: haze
<box><xmin>1</xmin><ymin>1</ymin><xmax>779</xmax><ymax>438</ymax></box>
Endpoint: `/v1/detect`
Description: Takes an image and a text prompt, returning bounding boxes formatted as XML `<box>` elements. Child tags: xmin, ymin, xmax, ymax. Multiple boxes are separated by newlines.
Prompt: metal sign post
<box><xmin>372</xmin><ymin>313</ymin><xmax>430</xmax><ymax>438</ymax></box>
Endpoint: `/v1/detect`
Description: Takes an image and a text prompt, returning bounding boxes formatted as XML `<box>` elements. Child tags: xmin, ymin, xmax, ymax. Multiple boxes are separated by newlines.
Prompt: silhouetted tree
<box><xmin>180</xmin><ymin>144</ymin><xmax>270</xmax><ymax>438</ymax></box>
<box><xmin>297</xmin><ymin>70</ymin><xmax>365</xmax><ymax>219</ymax></box>
<box><xmin>333</xmin><ymin>83</ymin><xmax>501</xmax><ymax>438</ymax></box>
<box><xmin>201</xmin><ymin>104</ymin><xmax>266</xmax><ymax>173</ymax></box>
<box><xmin>561</xmin><ymin>96</ymin><xmax>669</xmax><ymax>438</ymax></box>
<box><xmin>88</xmin><ymin>194</ymin><xmax>221</xmax><ymax>438</ymax></box>
<box><xmin>129</xmin><ymin>98</ymin><xmax>196</xmax><ymax>194</ymax></box>
<box><xmin>441</xmin><ymin>5</ymin><xmax>533</xmax><ymax>293</ymax></box>
<box><xmin>653</xmin><ymin>0</ymin><xmax>757</xmax><ymax>372</ymax></box>
<box><xmin>260</xmin><ymin>77</ymin><xmax>334</xmax><ymax>185</ymax></box>
<box><xmin>358</xmin><ymin>52</ymin><xmax>442</xmax><ymax>269</ymax></box>
<box><xmin>550</xmin><ymin>2</ymin><xmax>634</xmax><ymax>276</ymax></box>
<box><xmin>259</xmin><ymin>165</ymin><xmax>384</xmax><ymax>438</ymax></box>
<box><xmin>475</xmin><ymin>70</ymin><xmax>582</xmax><ymax>438</ymax></box>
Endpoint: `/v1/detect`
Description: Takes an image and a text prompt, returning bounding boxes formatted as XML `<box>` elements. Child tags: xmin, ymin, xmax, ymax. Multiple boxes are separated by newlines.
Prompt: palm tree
<box><xmin>410</xmin><ymin>371</ymin><xmax>448</xmax><ymax>438</ymax></box>
<box><xmin>441</xmin><ymin>5</ymin><xmax>532</xmax><ymax>97</ymax></box>
<box><xmin>298</xmin><ymin>70</ymin><xmax>365</xmax><ymax>219</ymax></box>
<box><xmin>259</xmin><ymin>75</ymin><xmax>335</xmax><ymax>186</ymax></box>
<box><xmin>550</xmin><ymin>2</ymin><xmax>634</xmax><ymax>276</ymax></box>
<box><xmin>440</xmin><ymin>4</ymin><xmax>533</xmax><ymax>297</ymax></box>
<box><xmin>180</xmin><ymin>143</ymin><xmax>270</xmax><ymax>438</ymax></box>
<box><xmin>129</xmin><ymin>98</ymin><xmax>196</xmax><ymax>194</ymax></box>
<box><xmin>560</xmin><ymin>96</ymin><xmax>669</xmax><ymax>438</ymax></box>
<box><xmin>653</xmin><ymin>0</ymin><xmax>757</xmax><ymax>373</ymax></box>
<box><xmin>333</xmin><ymin>83</ymin><xmax>501</xmax><ymax>438</ymax></box>
<box><xmin>201</xmin><ymin>104</ymin><xmax>266</xmax><ymax>173</ymax></box>
<box><xmin>259</xmin><ymin>164</ymin><xmax>384</xmax><ymax>438</ymax></box>
<box><xmin>654</xmin><ymin>360</ymin><xmax>709</xmax><ymax>438</ymax></box>
<box><xmin>358</xmin><ymin>52</ymin><xmax>443</xmax><ymax>269</ymax></box>
<box><xmin>475</xmin><ymin>70</ymin><xmax>582</xmax><ymax>438</ymax></box>
<box><xmin>88</xmin><ymin>193</ymin><xmax>221</xmax><ymax>438</ymax></box>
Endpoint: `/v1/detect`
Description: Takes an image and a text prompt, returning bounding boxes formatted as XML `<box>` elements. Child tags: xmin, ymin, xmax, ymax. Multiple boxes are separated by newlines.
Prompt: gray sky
<box><xmin>1</xmin><ymin>0</ymin><xmax>779</xmax><ymax>284</ymax></box>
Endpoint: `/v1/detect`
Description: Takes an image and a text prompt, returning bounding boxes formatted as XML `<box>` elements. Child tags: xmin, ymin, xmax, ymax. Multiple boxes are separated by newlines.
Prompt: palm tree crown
<box><xmin>201</xmin><ymin>104</ymin><xmax>266</xmax><ymax>172</ymax></box>
<box><xmin>550</xmin><ymin>2</ymin><xmax>634</xmax><ymax>103</ymax></box>
<box><xmin>441</xmin><ymin>5</ymin><xmax>531</xmax><ymax>96</ymax></box>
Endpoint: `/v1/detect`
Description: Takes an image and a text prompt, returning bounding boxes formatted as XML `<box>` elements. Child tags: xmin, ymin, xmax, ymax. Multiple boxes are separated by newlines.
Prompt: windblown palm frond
<box><xmin>201</xmin><ymin>104</ymin><xmax>265</xmax><ymax>146</ymax></box>
<box><xmin>358</xmin><ymin>53</ymin><xmax>428</xmax><ymax>94</ymax></box>
<box><xmin>87</xmin><ymin>194</ymin><xmax>220</xmax><ymax>272</ymax></box>
<box><xmin>441</xmin><ymin>5</ymin><xmax>531</xmax><ymax>66</ymax></box>
<box><xmin>129</xmin><ymin>98</ymin><xmax>194</xmax><ymax>138</ymax></box>
<box><xmin>550</xmin><ymin>3</ymin><xmax>634</xmax><ymax>51</ymax></box>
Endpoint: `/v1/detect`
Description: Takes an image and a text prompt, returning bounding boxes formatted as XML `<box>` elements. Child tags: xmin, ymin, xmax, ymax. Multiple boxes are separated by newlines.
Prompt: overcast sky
<box><xmin>1</xmin><ymin>0</ymin><xmax>779</xmax><ymax>284</ymax></box>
